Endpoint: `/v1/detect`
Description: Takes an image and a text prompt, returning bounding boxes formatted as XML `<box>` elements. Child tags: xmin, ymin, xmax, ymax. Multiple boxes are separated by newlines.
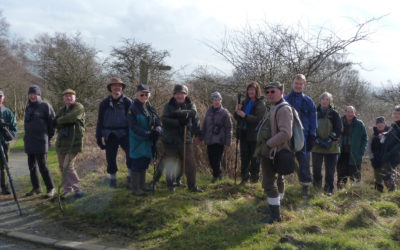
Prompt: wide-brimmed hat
<box><xmin>63</xmin><ymin>89</ymin><xmax>76</xmax><ymax>96</ymax></box>
<box><xmin>107</xmin><ymin>77</ymin><xmax>126</xmax><ymax>92</ymax></box>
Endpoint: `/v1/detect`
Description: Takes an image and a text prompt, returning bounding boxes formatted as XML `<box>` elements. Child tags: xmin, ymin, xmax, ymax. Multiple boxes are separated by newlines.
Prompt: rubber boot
<box><xmin>131</xmin><ymin>172</ymin><xmax>145</xmax><ymax>196</ymax></box>
<box><xmin>302</xmin><ymin>185</ymin><xmax>311</xmax><ymax>198</ymax></box>
<box><xmin>374</xmin><ymin>182</ymin><xmax>384</xmax><ymax>193</ymax></box>
<box><xmin>260</xmin><ymin>205</ymin><xmax>282</xmax><ymax>224</ymax></box>
<box><xmin>140</xmin><ymin>170</ymin><xmax>151</xmax><ymax>192</ymax></box>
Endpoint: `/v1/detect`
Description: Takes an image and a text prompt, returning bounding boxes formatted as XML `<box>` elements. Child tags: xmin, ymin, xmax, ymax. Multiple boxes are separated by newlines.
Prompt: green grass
<box><xmin>11</xmin><ymin>130</ymin><xmax>25</xmax><ymax>151</ymax></box>
<box><xmin>17</xmin><ymin>137</ymin><xmax>400</xmax><ymax>249</ymax></box>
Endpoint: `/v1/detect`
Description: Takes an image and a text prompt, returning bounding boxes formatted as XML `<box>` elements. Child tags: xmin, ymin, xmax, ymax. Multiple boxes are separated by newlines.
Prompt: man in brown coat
<box><xmin>260</xmin><ymin>82</ymin><xmax>293</xmax><ymax>224</ymax></box>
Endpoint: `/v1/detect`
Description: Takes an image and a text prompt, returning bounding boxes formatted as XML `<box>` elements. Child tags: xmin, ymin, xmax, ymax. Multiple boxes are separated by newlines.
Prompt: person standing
<box><xmin>337</xmin><ymin>106</ymin><xmax>368</xmax><ymax>189</ymax></box>
<box><xmin>380</xmin><ymin>106</ymin><xmax>400</xmax><ymax>192</ymax></box>
<box><xmin>199</xmin><ymin>91</ymin><xmax>232</xmax><ymax>183</ymax></box>
<box><xmin>284</xmin><ymin>74</ymin><xmax>317</xmax><ymax>198</ymax></box>
<box><xmin>152</xmin><ymin>84</ymin><xmax>203</xmax><ymax>192</ymax></box>
<box><xmin>311</xmin><ymin>92</ymin><xmax>342</xmax><ymax>196</ymax></box>
<box><xmin>260</xmin><ymin>82</ymin><xmax>293</xmax><ymax>224</ymax></box>
<box><xmin>0</xmin><ymin>90</ymin><xmax>17</xmax><ymax>195</ymax></box>
<box><xmin>234</xmin><ymin>81</ymin><xmax>266</xmax><ymax>184</ymax></box>
<box><xmin>55</xmin><ymin>89</ymin><xmax>85</xmax><ymax>199</ymax></box>
<box><xmin>24</xmin><ymin>85</ymin><xmax>56</xmax><ymax>198</ymax></box>
<box><xmin>369</xmin><ymin>116</ymin><xmax>390</xmax><ymax>192</ymax></box>
<box><xmin>127</xmin><ymin>84</ymin><xmax>161</xmax><ymax>196</ymax></box>
<box><xmin>96</xmin><ymin>77</ymin><xmax>132</xmax><ymax>188</ymax></box>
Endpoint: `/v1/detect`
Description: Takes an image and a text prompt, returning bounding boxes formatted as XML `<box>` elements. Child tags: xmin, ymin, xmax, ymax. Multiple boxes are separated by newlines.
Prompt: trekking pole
<box><xmin>0</xmin><ymin>143</ymin><xmax>22</xmax><ymax>216</ymax></box>
<box><xmin>234</xmin><ymin>93</ymin><xmax>242</xmax><ymax>185</ymax></box>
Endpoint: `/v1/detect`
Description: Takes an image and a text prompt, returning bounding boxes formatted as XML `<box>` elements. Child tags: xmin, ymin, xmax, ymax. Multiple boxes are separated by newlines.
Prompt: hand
<box><xmin>236</xmin><ymin>110</ymin><xmax>246</xmax><ymax>118</ymax></box>
<box><xmin>225</xmin><ymin>145</ymin><xmax>230</xmax><ymax>151</ymax></box>
<box><xmin>236</xmin><ymin>104</ymin><xmax>242</xmax><ymax>111</ymax></box>
<box><xmin>306</xmin><ymin>135</ymin><xmax>315</xmax><ymax>151</ymax></box>
<box><xmin>150</xmin><ymin>129</ymin><xmax>161</xmax><ymax>141</ymax></box>
<box><xmin>179</xmin><ymin>116</ymin><xmax>189</xmax><ymax>126</ymax></box>
<box><xmin>194</xmin><ymin>137</ymin><xmax>201</xmax><ymax>144</ymax></box>
<box><xmin>97</xmin><ymin>138</ymin><xmax>106</xmax><ymax>150</ymax></box>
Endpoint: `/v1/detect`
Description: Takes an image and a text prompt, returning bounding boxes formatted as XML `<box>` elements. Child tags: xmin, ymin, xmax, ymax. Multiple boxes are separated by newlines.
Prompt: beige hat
<box><xmin>107</xmin><ymin>77</ymin><xmax>126</xmax><ymax>92</ymax></box>
<box><xmin>63</xmin><ymin>89</ymin><xmax>76</xmax><ymax>96</ymax></box>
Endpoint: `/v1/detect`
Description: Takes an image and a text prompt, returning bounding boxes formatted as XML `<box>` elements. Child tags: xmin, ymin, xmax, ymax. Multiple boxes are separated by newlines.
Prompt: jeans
<box><xmin>296</xmin><ymin>145</ymin><xmax>312</xmax><ymax>185</ymax></box>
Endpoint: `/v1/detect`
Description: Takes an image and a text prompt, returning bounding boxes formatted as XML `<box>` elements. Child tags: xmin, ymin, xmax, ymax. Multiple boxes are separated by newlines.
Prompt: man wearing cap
<box><xmin>369</xmin><ymin>116</ymin><xmax>390</xmax><ymax>192</ymax></box>
<box><xmin>96</xmin><ymin>77</ymin><xmax>132</xmax><ymax>188</ymax></box>
<box><xmin>260</xmin><ymin>82</ymin><xmax>293</xmax><ymax>224</ymax></box>
<box><xmin>151</xmin><ymin>84</ymin><xmax>203</xmax><ymax>192</ymax></box>
<box><xmin>284</xmin><ymin>74</ymin><xmax>317</xmax><ymax>198</ymax></box>
<box><xmin>24</xmin><ymin>85</ymin><xmax>56</xmax><ymax>197</ymax></box>
<box><xmin>0</xmin><ymin>90</ymin><xmax>17</xmax><ymax>195</ymax></box>
<box><xmin>55</xmin><ymin>89</ymin><xmax>85</xmax><ymax>198</ymax></box>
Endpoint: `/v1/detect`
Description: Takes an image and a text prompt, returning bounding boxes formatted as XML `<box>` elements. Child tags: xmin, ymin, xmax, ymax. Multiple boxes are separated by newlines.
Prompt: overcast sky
<box><xmin>1</xmin><ymin>0</ymin><xmax>399</xmax><ymax>85</ymax></box>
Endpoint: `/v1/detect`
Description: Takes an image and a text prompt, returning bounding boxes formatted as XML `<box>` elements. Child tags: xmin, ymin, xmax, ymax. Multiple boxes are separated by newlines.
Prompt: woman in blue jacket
<box><xmin>128</xmin><ymin>84</ymin><xmax>161</xmax><ymax>196</ymax></box>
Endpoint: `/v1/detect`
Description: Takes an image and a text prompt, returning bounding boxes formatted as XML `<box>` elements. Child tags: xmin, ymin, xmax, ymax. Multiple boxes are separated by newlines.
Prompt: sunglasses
<box><xmin>265</xmin><ymin>90</ymin><xmax>276</xmax><ymax>94</ymax></box>
<box><xmin>140</xmin><ymin>93</ymin><xmax>149</xmax><ymax>97</ymax></box>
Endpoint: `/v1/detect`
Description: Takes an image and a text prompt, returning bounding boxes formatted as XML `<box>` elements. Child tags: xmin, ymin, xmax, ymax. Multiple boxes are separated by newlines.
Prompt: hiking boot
<box><xmin>45</xmin><ymin>188</ymin><xmax>56</xmax><ymax>198</ymax></box>
<box><xmin>302</xmin><ymin>185</ymin><xmax>311</xmax><ymax>198</ymax></box>
<box><xmin>250</xmin><ymin>177</ymin><xmax>259</xmax><ymax>183</ymax></box>
<box><xmin>25</xmin><ymin>188</ymin><xmax>42</xmax><ymax>197</ymax></box>
<box><xmin>175</xmin><ymin>178</ymin><xmax>186</xmax><ymax>187</ymax></box>
<box><xmin>374</xmin><ymin>183</ymin><xmax>384</xmax><ymax>193</ymax></box>
<box><xmin>260</xmin><ymin>205</ymin><xmax>282</xmax><ymax>224</ymax></box>
<box><xmin>211</xmin><ymin>176</ymin><xmax>219</xmax><ymax>183</ymax></box>
<box><xmin>188</xmin><ymin>186</ymin><xmax>203</xmax><ymax>193</ymax></box>
<box><xmin>74</xmin><ymin>190</ymin><xmax>84</xmax><ymax>198</ymax></box>
<box><xmin>61</xmin><ymin>192</ymin><xmax>74</xmax><ymax>200</ymax></box>
<box><xmin>110</xmin><ymin>179</ymin><xmax>117</xmax><ymax>188</ymax></box>
<box><xmin>168</xmin><ymin>186</ymin><xmax>176</xmax><ymax>193</ymax></box>
<box><xmin>313</xmin><ymin>181</ymin><xmax>322</xmax><ymax>190</ymax></box>
<box><xmin>1</xmin><ymin>187</ymin><xmax>11</xmax><ymax>195</ymax></box>
<box><xmin>239</xmin><ymin>180</ymin><xmax>248</xmax><ymax>186</ymax></box>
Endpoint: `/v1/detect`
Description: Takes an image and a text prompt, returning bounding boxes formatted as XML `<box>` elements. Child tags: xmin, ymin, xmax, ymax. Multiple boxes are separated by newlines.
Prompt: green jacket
<box><xmin>340</xmin><ymin>116</ymin><xmax>368</xmax><ymax>165</ymax></box>
<box><xmin>0</xmin><ymin>106</ymin><xmax>18</xmax><ymax>145</ymax></box>
<box><xmin>161</xmin><ymin>97</ymin><xmax>200</xmax><ymax>147</ymax></box>
<box><xmin>55</xmin><ymin>102</ymin><xmax>85</xmax><ymax>154</ymax></box>
<box><xmin>312</xmin><ymin>105</ymin><xmax>342</xmax><ymax>154</ymax></box>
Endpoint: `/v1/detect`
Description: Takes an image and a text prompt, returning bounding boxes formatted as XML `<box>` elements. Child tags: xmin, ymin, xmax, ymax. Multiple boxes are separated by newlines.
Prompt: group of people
<box><xmin>0</xmin><ymin>74</ymin><xmax>399</xmax><ymax>225</ymax></box>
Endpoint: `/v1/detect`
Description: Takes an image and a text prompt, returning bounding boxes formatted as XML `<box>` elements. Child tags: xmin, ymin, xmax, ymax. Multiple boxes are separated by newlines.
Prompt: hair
<box><xmin>246</xmin><ymin>81</ymin><xmax>262</xmax><ymax>99</ymax></box>
<box><xmin>319</xmin><ymin>92</ymin><xmax>333</xmax><ymax>104</ymax></box>
<box><xmin>345</xmin><ymin>106</ymin><xmax>356</xmax><ymax>113</ymax></box>
<box><xmin>394</xmin><ymin>105</ymin><xmax>400</xmax><ymax>112</ymax></box>
<box><xmin>136</xmin><ymin>91</ymin><xmax>151</xmax><ymax>98</ymax></box>
<box><xmin>293</xmin><ymin>74</ymin><xmax>306</xmax><ymax>82</ymax></box>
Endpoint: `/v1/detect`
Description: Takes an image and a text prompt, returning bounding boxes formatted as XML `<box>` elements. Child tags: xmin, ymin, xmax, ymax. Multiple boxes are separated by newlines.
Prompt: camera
<box><xmin>212</xmin><ymin>124</ymin><xmax>221</xmax><ymax>135</ymax></box>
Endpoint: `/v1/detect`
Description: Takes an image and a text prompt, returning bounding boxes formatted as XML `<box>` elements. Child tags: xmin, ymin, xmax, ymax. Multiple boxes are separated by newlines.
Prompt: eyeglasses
<box><xmin>140</xmin><ymin>93</ymin><xmax>149</xmax><ymax>97</ymax></box>
<box><xmin>265</xmin><ymin>90</ymin><xmax>276</xmax><ymax>94</ymax></box>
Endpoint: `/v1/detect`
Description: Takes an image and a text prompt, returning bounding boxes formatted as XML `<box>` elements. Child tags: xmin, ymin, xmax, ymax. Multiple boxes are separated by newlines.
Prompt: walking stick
<box><xmin>0</xmin><ymin>143</ymin><xmax>22</xmax><ymax>216</ymax></box>
<box><xmin>182</xmin><ymin>124</ymin><xmax>187</xmax><ymax>184</ymax></box>
<box><xmin>234</xmin><ymin>93</ymin><xmax>242</xmax><ymax>185</ymax></box>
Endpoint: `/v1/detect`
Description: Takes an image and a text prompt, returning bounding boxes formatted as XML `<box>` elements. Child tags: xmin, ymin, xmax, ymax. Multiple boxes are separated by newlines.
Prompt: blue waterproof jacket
<box><xmin>284</xmin><ymin>90</ymin><xmax>317</xmax><ymax>137</ymax></box>
<box><xmin>128</xmin><ymin>99</ymin><xmax>161</xmax><ymax>161</ymax></box>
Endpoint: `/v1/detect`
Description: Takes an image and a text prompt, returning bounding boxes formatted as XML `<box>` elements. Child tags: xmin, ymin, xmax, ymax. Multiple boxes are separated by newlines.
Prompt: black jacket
<box><xmin>234</xmin><ymin>97</ymin><xmax>266</xmax><ymax>142</ymax></box>
<box><xmin>24</xmin><ymin>99</ymin><xmax>56</xmax><ymax>154</ymax></box>
<box><xmin>370</xmin><ymin>125</ymin><xmax>390</xmax><ymax>169</ymax></box>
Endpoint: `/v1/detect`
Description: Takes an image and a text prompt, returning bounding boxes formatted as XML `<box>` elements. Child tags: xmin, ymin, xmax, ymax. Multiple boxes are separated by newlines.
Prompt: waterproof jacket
<box><xmin>234</xmin><ymin>97</ymin><xmax>266</xmax><ymax>142</ymax></box>
<box><xmin>284</xmin><ymin>90</ymin><xmax>317</xmax><ymax>137</ymax></box>
<box><xmin>200</xmin><ymin>105</ymin><xmax>232</xmax><ymax>146</ymax></box>
<box><xmin>369</xmin><ymin>125</ymin><xmax>390</xmax><ymax>168</ymax></box>
<box><xmin>55</xmin><ymin>102</ymin><xmax>85</xmax><ymax>154</ymax></box>
<box><xmin>96</xmin><ymin>94</ymin><xmax>132</xmax><ymax>141</ymax></box>
<box><xmin>267</xmin><ymin>99</ymin><xmax>293</xmax><ymax>153</ymax></box>
<box><xmin>0</xmin><ymin>106</ymin><xmax>17</xmax><ymax>145</ymax></box>
<box><xmin>340</xmin><ymin>116</ymin><xmax>368</xmax><ymax>165</ymax></box>
<box><xmin>381</xmin><ymin>121</ymin><xmax>400</xmax><ymax>166</ymax></box>
<box><xmin>128</xmin><ymin>98</ymin><xmax>161</xmax><ymax>163</ymax></box>
<box><xmin>312</xmin><ymin>105</ymin><xmax>342</xmax><ymax>154</ymax></box>
<box><xmin>161</xmin><ymin>97</ymin><xmax>200</xmax><ymax>147</ymax></box>
<box><xmin>24</xmin><ymin>99</ymin><xmax>56</xmax><ymax>154</ymax></box>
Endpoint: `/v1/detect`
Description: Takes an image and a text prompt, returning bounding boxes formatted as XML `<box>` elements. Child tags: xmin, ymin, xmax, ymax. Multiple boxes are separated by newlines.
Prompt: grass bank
<box><xmin>12</xmin><ymin>133</ymin><xmax>400</xmax><ymax>249</ymax></box>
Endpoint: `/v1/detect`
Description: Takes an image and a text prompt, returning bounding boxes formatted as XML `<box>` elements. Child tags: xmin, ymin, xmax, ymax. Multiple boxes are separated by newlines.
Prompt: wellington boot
<box><xmin>260</xmin><ymin>205</ymin><xmax>282</xmax><ymax>224</ymax></box>
<box><xmin>131</xmin><ymin>172</ymin><xmax>145</xmax><ymax>196</ymax></box>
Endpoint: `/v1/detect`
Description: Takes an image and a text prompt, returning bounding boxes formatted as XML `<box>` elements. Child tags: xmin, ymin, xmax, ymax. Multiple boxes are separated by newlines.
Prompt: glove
<box><xmin>150</xmin><ymin>129</ymin><xmax>161</xmax><ymax>141</ymax></box>
<box><xmin>324</xmin><ymin>138</ymin><xmax>333</xmax><ymax>148</ymax></box>
<box><xmin>97</xmin><ymin>138</ymin><xmax>106</xmax><ymax>150</ymax></box>
<box><xmin>179</xmin><ymin>116</ymin><xmax>189</xmax><ymax>126</ymax></box>
<box><xmin>306</xmin><ymin>135</ymin><xmax>315</xmax><ymax>151</ymax></box>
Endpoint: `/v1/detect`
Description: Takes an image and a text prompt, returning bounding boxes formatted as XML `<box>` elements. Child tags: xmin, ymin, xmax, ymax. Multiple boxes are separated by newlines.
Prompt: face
<box><xmin>137</xmin><ymin>91</ymin><xmax>150</xmax><ymax>104</ymax></box>
<box><xmin>376</xmin><ymin>123</ymin><xmax>386</xmax><ymax>131</ymax></box>
<box><xmin>111</xmin><ymin>83</ymin><xmax>123</xmax><ymax>95</ymax></box>
<box><xmin>320</xmin><ymin>96</ymin><xmax>330</xmax><ymax>108</ymax></box>
<box><xmin>292</xmin><ymin>78</ymin><xmax>306</xmax><ymax>93</ymax></box>
<box><xmin>345</xmin><ymin>107</ymin><xmax>355</xmax><ymax>121</ymax></box>
<box><xmin>392</xmin><ymin>110</ymin><xmax>400</xmax><ymax>122</ymax></box>
<box><xmin>212</xmin><ymin>97</ymin><xmax>222</xmax><ymax>108</ymax></box>
<box><xmin>247</xmin><ymin>87</ymin><xmax>256</xmax><ymax>99</ymax></box>
<box><xmin>174</xmin><ymin>92</ymin><xmax>187</xmax><ymax>104</ymax></box>
<box><xmin>63</xmin><ymin>94</ymin><xmax>76</xmax><ymax>107</ymax></box>
<box><xmin>29</xmin><ymin>94</ymin><xmax>40</xmax><ymax>103</ymax></box>
<box><xmin>265</xmin><ymin>87</ymin><xmax>283</xmax><ymax>104</ymax></box>
<box><xmin>0</xmin><ymin>95</ymin><xmax>4</xmax><ymax>105</ymax></box>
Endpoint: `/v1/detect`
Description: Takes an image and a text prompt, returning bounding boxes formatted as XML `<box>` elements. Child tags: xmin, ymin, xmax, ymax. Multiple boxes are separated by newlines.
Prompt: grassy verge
<box><xmin>12</xmin><ymin>133</ymin><xmax>400</xmax><ymax>249</ymax></box>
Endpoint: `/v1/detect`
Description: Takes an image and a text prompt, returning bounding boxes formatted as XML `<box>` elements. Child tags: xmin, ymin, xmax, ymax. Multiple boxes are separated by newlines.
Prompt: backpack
<box><xmin>254</xmin><ymin>111</ymin><xmax>272</xmax><ymax>158</ymax></box>
<box><xmin>275</xmin><ymin>103</ymin><xmax>304</xmax><ymax>152</ymax></box>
